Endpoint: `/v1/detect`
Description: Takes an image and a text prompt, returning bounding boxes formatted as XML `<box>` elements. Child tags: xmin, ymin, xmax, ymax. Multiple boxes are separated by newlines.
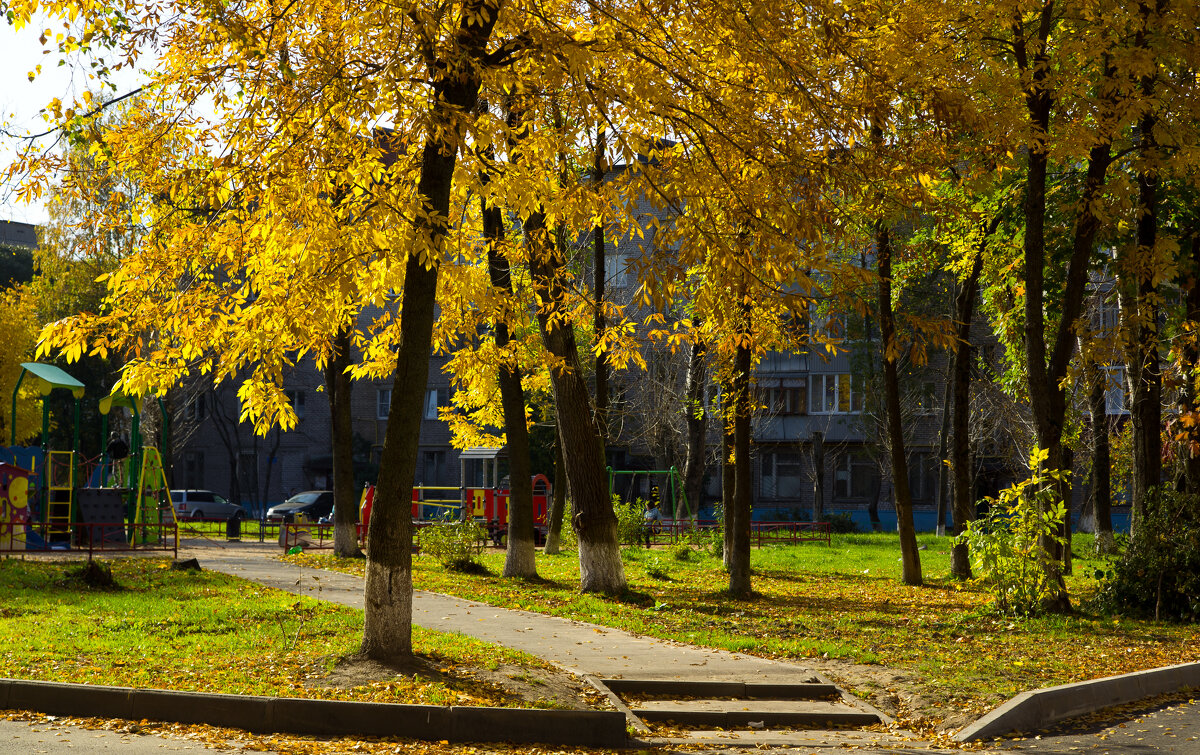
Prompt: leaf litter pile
<box><xmin>288</xmin><ymin>533</ymin><xmax>1200</xmax><ymax>732</ymax></box>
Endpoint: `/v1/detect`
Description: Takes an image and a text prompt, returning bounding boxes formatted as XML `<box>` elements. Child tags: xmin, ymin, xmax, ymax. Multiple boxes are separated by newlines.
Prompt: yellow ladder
<box><xmin>45</xmin><ymin>451</ymin><xmax>74</xmax><ymax>542</ymax></box>
<box><xmin>135</xmin><ymin>448</ymin><xmax>176</xmax><ymax>549</ymax></box>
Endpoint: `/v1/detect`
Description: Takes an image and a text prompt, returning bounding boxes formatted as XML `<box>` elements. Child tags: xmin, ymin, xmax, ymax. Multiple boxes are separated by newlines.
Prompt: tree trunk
<box><xmin>527</xmin><ymin>211</ymin><xmax>624</xmax><ymax>594</ymax></box>
<box><xmin>361</xmin><ymin>250</ymin><xmax>429</xmax><ymax>660</ymax></box>
<box><xmin>1183</xmin><ymin>234</ymin><xmax>1200</xmax><ymax>493</ymax></box>
<box><xmin>722</xmin><ymin>419</ymin><xmax>734</xmax><ymax>568</ymax></box>
<box><xmin>1086</xmin><ymin>356</ymin><xmax>1116</xmax><ymax>553</ymax></box>
<box><xmin>481</xmin><ymin>196</ymin><xmax>537</xmax><ymax>579</ymax></box>
<box><xmin>328</xmin><ymin>325</ymin><xmax>362</xmax><ymax>558</ymax></box>
<box><xmin>211</xmin><ymin>386</ymin><xmax>244</xmax><ymax>508</ymax></box>
<box><xmin>728</xmin><ymin>326</ymin><xmax>753</xmax><ymax>598</ymax></box>
<box><xmin>1124</xmin><ymin>4</ymin><xmax>1163</xmax><ymax>532</ymax></box>
<box><xmin>876</xmin><ymin>223</ymin><xmax>922</xmax><ymax>586</ymax></box>
<box><xmin>681</xmin><ymin>319</ymin><xmax>707</xmax><ymax>521</ymax></box>
<box><xmin>261</xmin><ymin>429</ymin><xmax>282</xmax><ymax>516</ymax></box>
<box><xmin>951</xmin><ymin>238</ymin><xmax>985</xmax><ymax>579</ymax></box>
<box><xmin>361</xmin><ymin>1</ymin><xmax>500</xmax><ymax>659</ymax></box>
<box><xmin>811</xmin><ymin>431</ymin><xmax>824</xmax><ymax>521</ymax></box>
<box><xmin>934</xmin><ymin>371</ymin><xmax>952</xmax><ymax>537</ymax></box>
<box><xmin>1013</xmin><ymin>13</ymin><xmax>1114</xmax><ymax>612</ymax></box>
<box><xmin>1061</xmin><ymin>445</ymin><xmax>1074</xmax><ymax>575</ymax></box>
<box><xmin>867</xmin><ymin>465</ymin><xmax>882</xmax><ymax>531</ymax></box>
<box><xmin>543</xmin><ymin>425</ymin><xmax>567</xmax><ymax>554</ymax></box>
<box><xmin>592</xmin><ymin>128</ymin><xmax>609</xmax><ymax>442</ymax></box>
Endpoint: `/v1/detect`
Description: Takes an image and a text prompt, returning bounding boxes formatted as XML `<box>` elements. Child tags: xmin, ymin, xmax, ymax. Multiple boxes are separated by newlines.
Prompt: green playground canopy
<box><xmin>17</xmin><ymin>363</ymin><xmax>85</xmax><ymax>398</ymax></box>
<box><xmin>11</xmin><ymin>362</ymin><xmax>85</xmax><ymax>447</ymax></box>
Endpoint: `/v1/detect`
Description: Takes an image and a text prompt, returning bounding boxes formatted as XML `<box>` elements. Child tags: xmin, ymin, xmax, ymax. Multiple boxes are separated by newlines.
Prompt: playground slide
<box><xmin>20</xmin><ymin>525</ymin><xmax>70</xmax><ymax>551</ymax></box>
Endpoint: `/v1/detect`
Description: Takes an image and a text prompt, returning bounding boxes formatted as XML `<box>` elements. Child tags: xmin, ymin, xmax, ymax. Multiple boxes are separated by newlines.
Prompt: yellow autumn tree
<box><xmin>8</xmin><ymin>0</ymin><xmax>517</xmax><ymax>656</ymax></box>
<box><xmin>0</xmin><ymin>287</ymin><xmax>44</xmax><ymax>445</ymax></box>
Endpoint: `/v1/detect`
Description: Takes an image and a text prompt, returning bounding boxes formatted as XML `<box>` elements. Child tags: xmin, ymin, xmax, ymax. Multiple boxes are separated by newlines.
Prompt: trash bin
<box><xmin>226</xmin><ymin>516</ymin><xmax>242</xmax><ymax>541</ymax></box>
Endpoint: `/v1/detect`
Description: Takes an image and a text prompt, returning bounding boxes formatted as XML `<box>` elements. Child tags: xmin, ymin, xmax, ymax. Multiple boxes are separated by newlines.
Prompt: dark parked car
<box><xmin>265</xmin><ymin>491</ymin><xmax>334</xmax><ymax>522</ymax></box>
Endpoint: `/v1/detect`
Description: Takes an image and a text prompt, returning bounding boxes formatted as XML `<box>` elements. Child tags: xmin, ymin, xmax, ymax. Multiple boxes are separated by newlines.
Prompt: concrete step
<box><xmin>600</xmin><ymin>678</ymin><xmax>840</xmax><ymax>699</ymax></box>
<box><xmin>645</xmin><ymin>728</ymin><xmax>922</xmax><ymax>749</ymax></box>
<box><xmin>631</xmin><ymin>698</ymin><xmax>882</xmax><ymax>728</ymax></box>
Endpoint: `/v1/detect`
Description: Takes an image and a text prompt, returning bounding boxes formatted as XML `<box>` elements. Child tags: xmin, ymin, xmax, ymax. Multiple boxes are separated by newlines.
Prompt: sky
<box><xmin>0</xmin><ymin>14</ymin><xmax>146</xmax><ymax>225</ymax></box>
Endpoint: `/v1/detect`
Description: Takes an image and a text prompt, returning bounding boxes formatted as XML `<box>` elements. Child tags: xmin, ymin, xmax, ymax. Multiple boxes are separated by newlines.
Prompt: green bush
<box><xmin>958</xmin><ymin>449</ymin><xmax>1067</xmax><ymax>615</ymax></box>
<box><xmin>1092</xmin><ymin>488</ymin><xmax>1200</xmax><ymax>621</ymax></box>
<box><xmin>681</xmin><ymin>525</ymin><xmax>720</xmax><ymax>557</ymax></box>
<box><xmin>644</xmin><ymin>556</ymin><xmax>671</xmax><ymax>580</ymax></box>
<box><xmin>545</xmin><ymin>498</ymin><xmax>577</xmax><ymax>552</ymax></box>
<box><xmin>417</xmin><ymin>519</ymin><xmax>487</xmax><ymax>572</ymax></box>
<box><xmin>708</xmin><ymin>504</ymin><xmax>725</xmax><ymax>557</ymax></box>
<box><xmin>819</xmin><ymin>512</ymin><xmax>858</xmax><ymax>534</ymax></box>
<box><xmin>615</xmin><ymin>496</ymin><xmax>649</xmax><ymax>545</ymax></box>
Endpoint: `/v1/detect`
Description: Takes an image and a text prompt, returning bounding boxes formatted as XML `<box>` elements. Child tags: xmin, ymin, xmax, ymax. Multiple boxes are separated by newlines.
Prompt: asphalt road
<box><xmin>993</xmin><ymin>694</ymin><xmax>1200</xmax><ymax>754</ymax></box>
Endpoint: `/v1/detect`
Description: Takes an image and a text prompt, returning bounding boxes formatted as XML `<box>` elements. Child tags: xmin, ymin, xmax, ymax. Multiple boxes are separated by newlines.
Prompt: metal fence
<box><xmin>273</xmin><ymin>518</ymin><xmax>832</xmax><ymax>551</ymax></box>
<box><xmin>640</xmin><ymin>519</ymin><xmax>832</xmax><ymax>547</ymax></box>
<box><xmin>276</xmin><ymin>520</ymin><xmax>435</xmax><ymax>550</ymax></box>
<box><xmin>0</xmin><ymin>520</ymin><xmax>178</xmax><ymax>558</ymax></box>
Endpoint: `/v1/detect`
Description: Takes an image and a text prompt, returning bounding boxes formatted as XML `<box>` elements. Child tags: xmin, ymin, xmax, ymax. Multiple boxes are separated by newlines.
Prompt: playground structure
<box><xmin>607</xmin><ymin>465</ymin><xmax>692</xmax><ymax>520</ymax></box>
<box><xmin>282</xmin><ymin>446</ymin><xmax>554</xmax><ymax>550</ymax></box>
<box><xmin>0</xmin><ymin>362</ymin><xmax>177</xmax><ymax>556</ymax></box>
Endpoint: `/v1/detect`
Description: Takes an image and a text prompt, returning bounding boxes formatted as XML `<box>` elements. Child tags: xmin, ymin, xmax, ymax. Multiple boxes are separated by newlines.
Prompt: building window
<box><xmin>834</xmin><ymin>451</ymin><xmax>879</xmax><ymax>501</ymax></box>
<box><xmin>809</xmin><ymin>309</ymin><xmax>846</xmax><ymax>341</ymax></box>
<box><xmin>285</xmin><ymin>389</ymin><xmax>305</xmax><ymax>420</ymax></box>
<box><xmin>761</xmin><ymin>450</ymin><xmax>805</xmax><ymax>499</ymax></box>
<box><xmin>424</xmin><ymin>389</ymin><xmax>439</xmax><ymax>420</ymax></box>
<box><xmin>810</xmin><ymin>374</ymin><xmax>862</xmax><ymax>414</ymax></box>
<box><xmin>1090</xmin><ymin>295</ymin><xmax>1120</xmax><ymax>334</ymax></box>
<box><xmin>914</xmin><ymin>381</ymin><xmax>938</xmax><ymax>414</ymax></box>
<box><xmin>1102</xmin><ymin>366</ymin><xmax>1128</xmax><ymax>415</ymax></box>
<box><xmin>377</xmin><ymin>388</ymin><xmax>391</xmax><ymax>420</ymax></box>
<box><xmin>757</xmin><ymin>381</ymin><xmax>808</xmax><ymax>416</ymax></box>
<box><xmin>184</xmin><ymin>395</ymin><xmax>206</xmax><ymax>421</ymax></box>
<box><xmin>422</xmin><ymin>450</ymin><xmax>447</xmax><ymax>486</ymax></box>
<box><xmin>908</xmin><ymin>451</ymin><xmax>939</xmax><ymax>504</ymax></box>
<box><xmin>605</xmin><ymin>245</ymin><xmax>629</xmax><ymax>288</ymax></box>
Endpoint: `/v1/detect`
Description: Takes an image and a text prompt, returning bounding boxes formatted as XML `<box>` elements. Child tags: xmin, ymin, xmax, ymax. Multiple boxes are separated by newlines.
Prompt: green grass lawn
<box><xmin>0</xmin><ymin>557</ymin><xmax>562</xmax><ymax>709</ymax></box>
<box><xmin>290</xmin><ymin>532</ymin><xmax>1200</xmax><ymax>719</ymax></box>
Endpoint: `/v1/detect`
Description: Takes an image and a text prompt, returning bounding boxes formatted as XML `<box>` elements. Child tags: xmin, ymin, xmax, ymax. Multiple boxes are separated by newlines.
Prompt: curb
<box><xmin>0</xmin><ymin>678</ymin><xmax>628</xmax><ymax>748</ymax></box>
<box><xmin>956</xmin><ymin>661</ymin><xmax>1200</xmax><ymax>741</ymax></box>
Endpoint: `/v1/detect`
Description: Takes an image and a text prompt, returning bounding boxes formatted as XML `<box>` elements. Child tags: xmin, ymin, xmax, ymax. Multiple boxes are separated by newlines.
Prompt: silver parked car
<box><xmin>170</xmin><ymin>490</ymin><xmax>247</xmax><ymax>521</ymax></box>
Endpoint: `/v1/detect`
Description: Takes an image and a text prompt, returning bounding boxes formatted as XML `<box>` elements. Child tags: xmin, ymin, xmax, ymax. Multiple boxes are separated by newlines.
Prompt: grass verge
<box><xmin>0</xmin><ymin>557</ymin><xmax>573</xmax><ymax>709</ymax></box>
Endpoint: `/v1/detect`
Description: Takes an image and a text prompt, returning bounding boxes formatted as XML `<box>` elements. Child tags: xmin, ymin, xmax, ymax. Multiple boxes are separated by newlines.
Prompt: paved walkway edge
<box><xmin>955</xmin><ymin>660</ymin><xmax>1200</xmax><ymax>741</ymax></box>
<box><xmin>0</xmin><ymin>678</ymin><xmax>629</xmax><ymax>748</ymax></box>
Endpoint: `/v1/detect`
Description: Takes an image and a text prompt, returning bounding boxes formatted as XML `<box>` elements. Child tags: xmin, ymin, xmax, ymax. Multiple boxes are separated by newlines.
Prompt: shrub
<box><xmin>958</xmin><ymin>449</ymin><xmax>1067</xmax><ymax>615</ymax></box>
<box><xmin>708</xmin><ymin>503</ymin><xmax>725</xmax><ymax>557</ymax></box>
<box><xmin>615</xmin><ymin>496</ymin><xmax>649</xmax><ymax>546</ymax></box>
<box><xmin>417</xmin><ymin>519</ymin><xmax>487</xmax><ymax>572</ymax></box>
<box><xmin>819</xmin><ymin>512</ymin><xmax>858</xmax><ymax>534</ymax></box>
<box><xmin>645</xmin><ymin>556</ymin><xmax>671</xmax><ymax>580</ymax></box>
<box><xmin>677</xmin><ymin>525</ymin><xmax>718</xmax><ymax>557</ymax></box>
<box><xmin>1092</xmin><ymin>488</ymin><xmax>1200</xmax><ymax>621</ymax></box>
<box><xmin>545</xmin><ymin>499</ymin><xmax>577</xmax><ymax>552</ymax></box>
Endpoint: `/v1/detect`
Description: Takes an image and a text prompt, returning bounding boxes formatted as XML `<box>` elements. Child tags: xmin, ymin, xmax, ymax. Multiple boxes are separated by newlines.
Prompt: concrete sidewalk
<box><xmin>181</xmin><ymin>540</ymin><xmax>920</xmax><ymax>751</ymax></box>
<box><xmin>185</xmin><ymin>540</ymin><xmax>833</xmax><ymax>682</ymax></box>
